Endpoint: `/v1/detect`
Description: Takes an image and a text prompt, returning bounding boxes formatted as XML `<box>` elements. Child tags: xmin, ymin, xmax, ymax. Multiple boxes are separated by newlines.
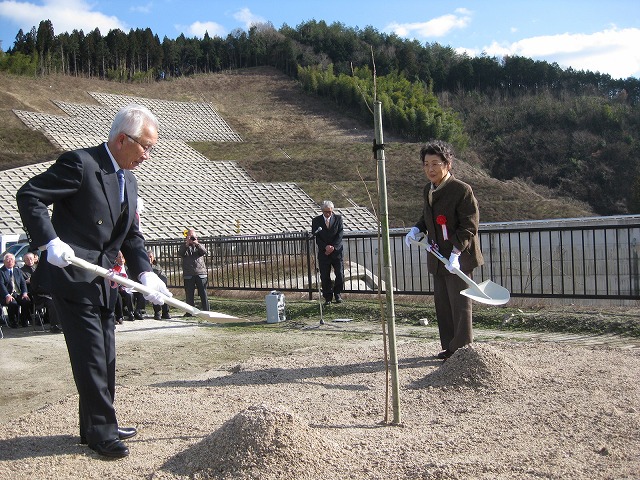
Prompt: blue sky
<box><xmin>1</xmin><ymin>0</ymin><xmax>639</xmax><ymax>79</ymax></box>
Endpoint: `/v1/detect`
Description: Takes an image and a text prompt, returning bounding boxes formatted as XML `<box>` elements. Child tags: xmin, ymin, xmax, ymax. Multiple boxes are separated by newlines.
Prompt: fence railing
<box><xmin>146</xmin><ymin>217</ymin><xmax>640</xmax><ymax>301</ymax></box>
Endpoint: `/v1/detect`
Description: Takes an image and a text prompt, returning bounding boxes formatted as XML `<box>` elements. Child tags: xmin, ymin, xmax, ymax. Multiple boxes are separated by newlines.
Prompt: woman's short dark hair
<box><xmin>420</xmin><ymin>140</ymin><xmax>455</xmax><ymax>165</ymax></box>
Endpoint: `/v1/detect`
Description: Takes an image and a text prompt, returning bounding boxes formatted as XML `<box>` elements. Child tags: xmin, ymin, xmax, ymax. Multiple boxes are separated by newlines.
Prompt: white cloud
<box><xmin>385</xmin><ymin>8</ymin><xmax>472</xmax><ymax>38</ymax></box>
<box><xmin>0</xmin><ymin>0</ymin><xmax>126</xmax><ymax>35</ymax></box>
<box><xmin>181</xmin><ymin>20</ymin><xmax>225</xmax><ymax>38</ymax></box>
<box><xmin>233</xmin><ymin>7</ymin><xmax>265</xmax><ymax>29</ymax></box>
<box><xmin>479</xmin><ymin>27</ymin><xmax>640</xmax><ymax>79</ymax></box>
<box><xmin>175</xmin><ymin>7</ymin><xmax>263</xmax><ymax>39</ymax></box>
<box><xmin>130</xmin><ymin>2</ymin><xmax>153</xmax><ymax>15</ymax></box>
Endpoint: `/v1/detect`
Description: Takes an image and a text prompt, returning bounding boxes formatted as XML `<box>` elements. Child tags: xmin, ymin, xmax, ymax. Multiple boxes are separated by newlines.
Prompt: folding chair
<box><xmin>30</xmin><ymin>296</ymin><xmax>47</xmax><ymax>332</ymax></box>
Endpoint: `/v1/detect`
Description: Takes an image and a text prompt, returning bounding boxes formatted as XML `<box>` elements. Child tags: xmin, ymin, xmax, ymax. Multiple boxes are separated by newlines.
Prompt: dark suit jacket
<box><xmin>311</xmin><ymin>213</ymin><xmax>344</xmax><ymax>254</ymax></box>
<box><xmin>0</xmin><ymin>266</ymin><xmax>28</xmax><ymax>298</ymax></box>
<box><xmin>16</xmin><ymin>144</ymin><xmax>152</xmax><ymax>308</ymax></box>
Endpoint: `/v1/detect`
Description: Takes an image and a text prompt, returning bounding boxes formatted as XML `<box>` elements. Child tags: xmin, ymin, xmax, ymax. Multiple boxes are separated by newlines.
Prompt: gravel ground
<box><xmin>0</xmin><ymin>316</ymin><xmax>639</xmax><ymax>479</ymax></box>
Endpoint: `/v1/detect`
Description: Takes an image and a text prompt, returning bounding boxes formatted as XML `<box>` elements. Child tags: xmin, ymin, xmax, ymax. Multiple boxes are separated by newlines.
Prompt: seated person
<box><xmin>133</xmin><ymin>291</ymin><xmax>146</xmax><ymax>320</ymax></box>
<box><xmin>113</xmin><ymin>251</ymin><xmax>134</xmax><ymax>323</ymax></box>
<box><xmin>20</xmin><ymin>252</ymin><xmax>37</xmax><ymax>280</ymax></box>
<box><xmin>21</xmin><ymin>252</ymin><xmax>62</xmax><ymax>333</ymax></box>
<box><xmin>148</xmin><ymin>249</ymin><xmax>171</xmax><ymax>320</ymax></box>
<box><xmin>0</xmin><ymin>253</ymin><xmax>31</xmax><ymax>328</ymax></box>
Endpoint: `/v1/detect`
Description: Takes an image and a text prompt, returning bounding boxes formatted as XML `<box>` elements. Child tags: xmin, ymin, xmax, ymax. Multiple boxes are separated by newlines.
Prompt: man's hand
<box><xmin>186</xmin><ymin>235</ymin><xmax>198</xmax><ymax>245</ymax></box>
<box><xmin>5</xmin><ymin>294</ymin><xmax>12</xmax><ymax>305</ymax></box>
<box><xmin>46</xmin><ymin>237</ymin><xmax>75</xmax><ymax>268</ymax></box>
<box><xmin>139</xmin><ymin>271</ymin><xmax>172</xmax><ymax>305</ymax></box>
<box><xmin>324</xmin><ymin>245</ymin><xmax>335</xmax><ymax>255</ymax></box>
<box><xmin>404</xmin><ymin>227</ymin><xmax>421</xmax><ymax>247</ymax></box>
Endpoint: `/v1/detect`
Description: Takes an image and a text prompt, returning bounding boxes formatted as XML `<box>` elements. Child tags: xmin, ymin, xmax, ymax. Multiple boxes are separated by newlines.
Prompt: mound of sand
<box><xmin>158</xmin><ymin>404</ymin><xmax>352</xmax><ymax>479</ymax></box>
<box><xmin>420</xmin><ymin>343</ymin><xmax>526</xmax><ymax>390</ymax></box>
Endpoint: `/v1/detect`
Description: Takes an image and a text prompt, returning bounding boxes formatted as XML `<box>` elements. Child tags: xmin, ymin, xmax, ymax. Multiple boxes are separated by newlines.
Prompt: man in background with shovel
<box><xmin>405</xmin><ymin>140</ymin><xmax>484</xmax><ymax>360</ymax></box>
<box><xmin>16</xmin><ymin>104</ymin><xmax>171</xmax><ymax>459</ymax></box>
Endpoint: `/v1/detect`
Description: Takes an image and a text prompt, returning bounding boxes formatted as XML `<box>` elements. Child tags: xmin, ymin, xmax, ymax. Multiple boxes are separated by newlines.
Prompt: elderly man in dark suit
<box><xmin>16</xmin><ymin>103</ymin><xmax>171</xmax><ymax>459</ymax></box>
<box><xmin>0</xmin><ymin>252</ymin><xmax>31</xmax><ymax>328</ymax></box>
<box><xmin>311</xmin><ymin>200</ymin><xmax>345</xmax><ymax>306</ymax></box>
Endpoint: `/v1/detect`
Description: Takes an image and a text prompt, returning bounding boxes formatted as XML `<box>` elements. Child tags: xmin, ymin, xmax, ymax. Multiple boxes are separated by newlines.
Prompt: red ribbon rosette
<box><xmin>109</xmin><ymin>265</ymin><xmax>128</xmax><ymax>289</ymax></box>
<box><xmin>436</xmin><ymin>215</ymin><xmax>448</xmax><ymax>240</ymax></box>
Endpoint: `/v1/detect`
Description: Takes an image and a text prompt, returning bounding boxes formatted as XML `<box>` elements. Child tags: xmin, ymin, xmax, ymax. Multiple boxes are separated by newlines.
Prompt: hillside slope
<box><xmin>0</xmin><ymin>67</ymin><xmax>595</xmax><ymax>226</ymax></box>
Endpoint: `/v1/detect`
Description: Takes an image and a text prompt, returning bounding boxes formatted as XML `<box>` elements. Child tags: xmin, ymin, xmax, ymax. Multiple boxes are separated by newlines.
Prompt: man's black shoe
<box><xmin>161</xmin><ymin>312</ymin><xmax>171</xmax><ymax>319</ymax></box>
<box><xmin>134</xmin><ymin>311</ymin><xmax>144</xmax><ymax>320</ymax></box>
<box><xmin>126</xmin><ymin>314</ymin><xmax>134</xmax><ymax>321</ymax></box>
<box><xmin>153</xmin><ymin>313</ymin><xmax>161</xmax><ymax>320</ymax></box>
<box><xmin>323</xmin><ymin>300</ymin><xmax>332</xmax><ymax>307</ymax></box>
<box><xmin>117</xmin><ymin>426</ymin><xmax>137</xmax><ymax>440</ymax></box>
<box><xmin>80</xmin><ymin>427</ymin><xmax>137</xmax><ymax>445</ymax></box>
<box><xmin>334</xmin><ymin>295</ymin><xmax>343</xmax><ymax>303</ymax></box>
<box><xmin>88</xmin><ymin>438</ymin><xmax>129</xmax><ymax>458</ymax></box>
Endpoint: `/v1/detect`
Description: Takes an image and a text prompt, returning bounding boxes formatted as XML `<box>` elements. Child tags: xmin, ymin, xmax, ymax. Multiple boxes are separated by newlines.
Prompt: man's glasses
<box><xmin>125</xmin><ymin>134</ymin><xmax>154</xmax><ymax>155</ymax></box>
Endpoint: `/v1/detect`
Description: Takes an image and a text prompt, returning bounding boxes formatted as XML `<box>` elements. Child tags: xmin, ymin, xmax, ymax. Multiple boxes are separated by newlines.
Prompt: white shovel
<box><xmin>410</xmin><ymin>238</ymin><xmax>510</xmax><ymax>305</ymax></box>
<box><xmin>62</xmin><ymin>253</ymin><xmax>239</xmax><ymax>322</ymax></box>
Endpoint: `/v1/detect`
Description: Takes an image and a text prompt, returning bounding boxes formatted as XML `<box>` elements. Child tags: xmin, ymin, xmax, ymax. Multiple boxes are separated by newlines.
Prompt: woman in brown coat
<box><xmin>405</xmin><ymin>140</ymin><xmax>484</xmax><ymax>359</ymax></box>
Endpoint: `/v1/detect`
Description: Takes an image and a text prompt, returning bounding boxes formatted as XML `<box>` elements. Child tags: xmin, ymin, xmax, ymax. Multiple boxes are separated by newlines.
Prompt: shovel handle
<box><xmin>409</xmin><ymin>237</ymin><xmax>509</xmax><ymax>305</ymax></box>
<box><xmin>61</xmin><ymin>253</ymin><xmax>209</xmax><ymax>318</ymax></box>
<box><xmin>410</xmin><ymin>238</ymin><xmax>478</xmax><ymax>290</ymax></box>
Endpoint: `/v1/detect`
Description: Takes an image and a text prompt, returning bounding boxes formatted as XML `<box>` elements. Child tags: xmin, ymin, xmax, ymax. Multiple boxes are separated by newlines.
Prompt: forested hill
<box><xmin>2</xmin><ymin>19</ymin><xmax>639</xmax><ymax>216</ymax></box>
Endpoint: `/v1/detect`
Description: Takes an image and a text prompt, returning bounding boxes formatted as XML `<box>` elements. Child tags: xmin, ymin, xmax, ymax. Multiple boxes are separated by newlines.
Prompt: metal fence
<box><xmin>146</xmin><ymin>216</ymin><xmax>640</xmax><ymax>302</ymax></box>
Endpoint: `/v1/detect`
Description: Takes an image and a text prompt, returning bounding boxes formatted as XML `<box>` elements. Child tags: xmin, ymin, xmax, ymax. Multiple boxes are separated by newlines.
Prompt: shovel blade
<box><xmin>461</xmin><ymin>279</ymin><xmax>510</xmax><ymax>305</ymax></box>
<box><xmin>193</xmin><ymin>310</ymin><xmax>240</xmax><ymax>322</ymax></box>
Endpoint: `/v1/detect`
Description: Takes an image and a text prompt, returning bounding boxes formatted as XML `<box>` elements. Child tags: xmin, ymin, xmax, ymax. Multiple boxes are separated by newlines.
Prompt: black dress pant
<box><xmin>318</xmin><ymin>250</ymin><xmax>344</xmax><ymax>301</ymax></box>
<box><xmin>7</xmin><ymin>294</ymin><xmax>31</xmax><ymax>326</ymax></box>
<box><xmin>152</xmin><ymin>270</ymin><xmax>169</xmax><ymax>317</ymax></box>
<box><xmin>115</xmin><ymin>289</ymin><xmax>134</xmax><ymax>320</ymax></box>
<box><xmin>184</xmin><ymin>275</ymin><xmax>209</xmax><ymax>311</ymax></box>
<box><xmin>133</xmin><ymin>292</ymin><xmax>146</xmax><ymax>313</ymax></box>
<box><xmin>53</xmin><ymin>296</ymin><xmax>119</xmax><ymax>445</ymax></box>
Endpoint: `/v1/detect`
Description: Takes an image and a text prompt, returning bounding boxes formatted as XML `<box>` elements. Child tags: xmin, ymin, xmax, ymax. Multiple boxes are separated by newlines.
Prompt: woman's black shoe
<box><xmin>436</xmin><ymin>350</ymin><xmax>454</xmax><ymax>360</ymax></box>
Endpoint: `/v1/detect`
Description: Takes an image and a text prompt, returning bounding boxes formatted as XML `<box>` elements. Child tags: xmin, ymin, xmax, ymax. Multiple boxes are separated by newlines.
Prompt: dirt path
<box><xmin>1</xmin><ymin>316</ymin><xmax>639</xmax><ymax>479</ymax></box>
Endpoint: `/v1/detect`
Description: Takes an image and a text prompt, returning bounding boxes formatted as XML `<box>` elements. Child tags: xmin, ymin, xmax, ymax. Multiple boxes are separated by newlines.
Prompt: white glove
<box><xmin>446</xmin><ymin>252</ymin><xmax>461</xmax><ymax>273</ymax></box>
<box><xmin>46</xmin><ymin>237</ymin><xmax>75</xmax><ymax>268</ymax></box>
<box><xmin>139</xmin><ymin>271</ymin><xmax>172</xmax><ymax>305</ymax></box>
<box><xmin>404</xmin><ymin>226</ymin><xmax>421</xmax><ymax>247</ymax></box>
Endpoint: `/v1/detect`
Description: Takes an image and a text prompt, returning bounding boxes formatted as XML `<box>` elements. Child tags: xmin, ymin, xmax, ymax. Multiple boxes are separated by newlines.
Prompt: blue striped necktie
<box><xmin>117</xmin><ymin>169</ymin><xmax>125</xmax><ymax>204</ymax></box>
